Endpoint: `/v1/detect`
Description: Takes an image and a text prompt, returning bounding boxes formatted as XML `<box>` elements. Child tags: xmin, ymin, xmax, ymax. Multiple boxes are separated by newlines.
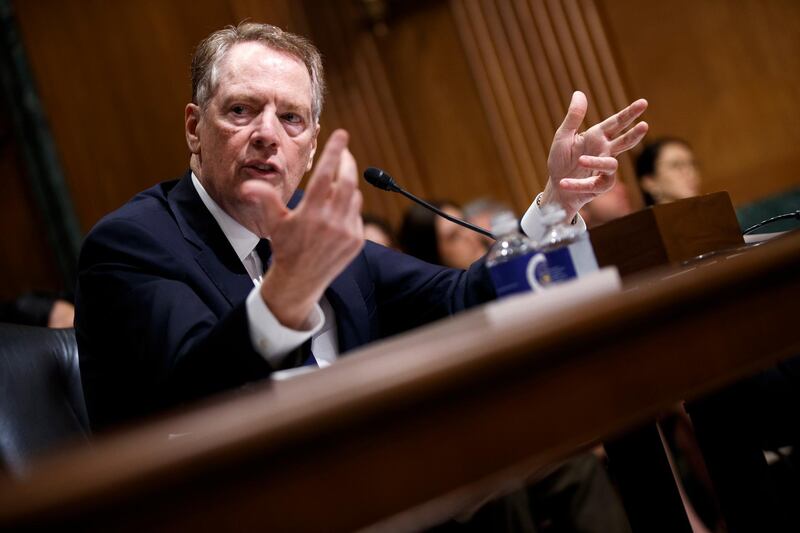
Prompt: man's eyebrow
<box><xmin>281</xmin><ymin>96</ymin><xmax>309</xmax><ymax>109</ymax></box>
<box><xmin>220</xmin><ymin>92</ymin><xmax>259</xmax><ymax>104</ymax></box>
<box><xmin>281</xmin><ymin>101</ymin><xmax>312</xmax><ymax>116</ymax></box>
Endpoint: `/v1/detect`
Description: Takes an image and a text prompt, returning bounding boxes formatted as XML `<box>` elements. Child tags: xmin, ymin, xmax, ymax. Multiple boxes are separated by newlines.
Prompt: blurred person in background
<box><xmin>1</xmin><ymin>291</ymin><xmax>74</xmax><ymax>328</ymax></box>
<box><xmin>398</xmin><ymin>201</ymin><xmax>485</xmax><ymax>269</ymax></box>
<box><xmin>579</xmin><ymin>180</ymin><xmax>634</xmax><ymax>228</ymax></box>
<box><xmin>635</xmin><ymin>138</ymin><xmax>701</xmax><ymax>206</ymax></box>
<box><xmin>362</xmin><ymin>213</ymin><xmax>397</xmax><ymax>249</ymax></box>
<box><xmin>463</xmin><ymin>197</ymin><xmax>510</xmax><ymax>251</ymax></box>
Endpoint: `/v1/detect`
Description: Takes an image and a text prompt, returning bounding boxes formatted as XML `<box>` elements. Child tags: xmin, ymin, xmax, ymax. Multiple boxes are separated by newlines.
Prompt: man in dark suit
<box><xmin>75</xmin><ymin>22</ymin><xmax>648</xmax><ymax>432</ymax></box>
<box><xmin>76</xmin><ymin>166</ymin><xmax>495</xmax><ymax>428</ymax></box>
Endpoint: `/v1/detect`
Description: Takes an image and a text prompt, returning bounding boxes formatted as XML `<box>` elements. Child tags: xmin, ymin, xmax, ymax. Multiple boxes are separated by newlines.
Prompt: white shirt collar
<box><xmin>191</xmin><ymin>172</ymin><xmax>260</xmax><ymax>262</ymax></box>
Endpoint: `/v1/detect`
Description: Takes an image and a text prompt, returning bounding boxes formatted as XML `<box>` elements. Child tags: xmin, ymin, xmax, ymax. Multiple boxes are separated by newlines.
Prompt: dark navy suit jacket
<box><xmin>75</xmin><ymin>173</ymin><xmax>495</xmax><ymax>430</ymax></box>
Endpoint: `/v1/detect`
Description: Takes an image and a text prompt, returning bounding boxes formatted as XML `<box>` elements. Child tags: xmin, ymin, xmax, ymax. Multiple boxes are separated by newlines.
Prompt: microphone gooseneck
<box><xmin>362</xmin><ymin>167</ymin><xmax>496</xmax><ymax>240</ymax></box>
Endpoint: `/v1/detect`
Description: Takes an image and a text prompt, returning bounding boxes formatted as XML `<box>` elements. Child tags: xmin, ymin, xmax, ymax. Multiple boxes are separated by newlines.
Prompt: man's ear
<box><xmin>306</xmin><ymin>122</ymin><xmax>321</xmax><ymax>172</ymax></box>
<box><xmin>185</xmin><ymin>103</ymin><xmax>202</xmax><ymax>154</ymax></box>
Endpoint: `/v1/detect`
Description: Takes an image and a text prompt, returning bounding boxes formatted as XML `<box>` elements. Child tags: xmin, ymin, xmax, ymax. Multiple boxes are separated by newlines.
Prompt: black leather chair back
<box><xmin>0</xmin><ymin>323</ymin><xmax>90</xmax><ymax>476</ymax></box>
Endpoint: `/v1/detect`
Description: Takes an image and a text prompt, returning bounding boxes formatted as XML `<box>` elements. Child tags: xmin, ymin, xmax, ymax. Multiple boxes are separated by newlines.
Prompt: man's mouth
<box><xmin>243</xmin><ymin>162</ymin><xmax>280</xmax><ymax>177</ymax></box>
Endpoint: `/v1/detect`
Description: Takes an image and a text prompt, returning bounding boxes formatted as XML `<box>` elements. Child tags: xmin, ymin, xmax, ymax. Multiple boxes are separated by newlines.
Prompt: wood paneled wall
<box><xmin>302</xmin><ymin>0</ymin><xmax>518</xmax><ymax>221</ymax></box>
<box><xmin>13</xmin><ymin>0</ymin><xmax>238</xmax><ymax>232</ymax></box>
<box><xmin>597</xmin><ymin>0</ymin><xmax>800</xmax><ymax>206</ymax></box>
<box><xmin>4</xmin><ymin>0</ymin><xmax>799</xmax><ymax>296</ymax></box>
<box><xmin>450</xmin><ymin>0</ymin><xmax>639</xmax><ymax>209</ymax></box>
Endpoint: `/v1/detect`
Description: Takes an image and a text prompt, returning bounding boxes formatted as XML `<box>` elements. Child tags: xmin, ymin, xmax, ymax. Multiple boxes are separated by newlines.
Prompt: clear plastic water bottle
<box><xmin>486</xmin><ymin>211</ymin><xmax>549</xmax><ymax>297</ymax></box>
<box><xmin>538</xmin><ymin>204</ymin><xmax>599</xmax><ymax>283</ymax></box>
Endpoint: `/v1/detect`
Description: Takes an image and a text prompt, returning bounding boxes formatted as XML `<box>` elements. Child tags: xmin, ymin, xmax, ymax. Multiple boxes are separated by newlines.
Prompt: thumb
<box><xmin>239</xmin><ymin>180</ymin><xmax>289</xmax><ymax>235</ymax></box>
<box><xmin>556</xmin><ymin>91</ymin><xmax>588</xmax><ymax>137</ymax></box>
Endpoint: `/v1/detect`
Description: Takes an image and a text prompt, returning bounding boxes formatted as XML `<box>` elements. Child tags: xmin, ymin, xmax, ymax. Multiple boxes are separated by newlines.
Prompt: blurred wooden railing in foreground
<box><xmin>1</xmin><ymin>231</ymin><xmax>800</xmax><ymax>532</ymax></box>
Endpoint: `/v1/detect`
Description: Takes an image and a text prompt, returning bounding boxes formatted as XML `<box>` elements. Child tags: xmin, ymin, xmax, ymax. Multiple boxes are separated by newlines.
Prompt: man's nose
<box><xmin>251</xmin><ymin>113</ymin><xmax>280</xmax><ymax>147</ymax></box>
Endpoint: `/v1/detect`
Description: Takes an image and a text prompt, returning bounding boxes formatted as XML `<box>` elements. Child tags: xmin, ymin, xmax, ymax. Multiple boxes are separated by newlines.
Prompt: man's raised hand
<box><xmin>242</xmin><ymin>129</ymin><xmax>364</xmax><ymax>330</ymax></box>
<box><xmin>543</xmin><ymin>91</ymin><xmax>648</xmax><ymax>220</ymax></box>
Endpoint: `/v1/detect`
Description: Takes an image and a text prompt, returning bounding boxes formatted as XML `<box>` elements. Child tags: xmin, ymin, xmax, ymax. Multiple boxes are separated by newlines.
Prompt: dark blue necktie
<box><xmin>255</xmin><ymin>239</ymin><xmax>272</xmax><ymax>270</ymax></box>
<box><xmin>301</xmin><ymin>339</ymin><xmax>317</xmax><ymax>367</ymax></box>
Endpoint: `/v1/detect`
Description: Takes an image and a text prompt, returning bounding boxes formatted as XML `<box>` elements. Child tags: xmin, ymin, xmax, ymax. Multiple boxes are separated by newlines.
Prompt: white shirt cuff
<box><xmin>246</xmin><ymin>285</ymin><xmax>324</xmax><ymax>368</ymax></box>
<box><xmin>520</xmin><ymin>193</ymin><xmax>587</xmax><ymax>242</ymax></box>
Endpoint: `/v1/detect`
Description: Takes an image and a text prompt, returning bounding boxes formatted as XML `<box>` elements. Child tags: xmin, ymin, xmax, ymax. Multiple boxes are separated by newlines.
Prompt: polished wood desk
<box><xmin>1</xmin><ymin>231</ymin><xmax>799</xmax><ymax>532</ymax></box>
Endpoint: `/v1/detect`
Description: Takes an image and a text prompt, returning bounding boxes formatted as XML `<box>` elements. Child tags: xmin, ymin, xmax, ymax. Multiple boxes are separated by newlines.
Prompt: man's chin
<box><xmin>238</xmin><ymin>180</ymin><xmax>296</xmax><ymax>211</ymax></box>
<box><xmin>240</xmin><ymin>175</ymin><xmax>280</xmax><ymax>191</ymax></box>
<box><xmin>226</xmin><ymin>199</ymin><xmax>269</xmax><ymax>237</ymax></box>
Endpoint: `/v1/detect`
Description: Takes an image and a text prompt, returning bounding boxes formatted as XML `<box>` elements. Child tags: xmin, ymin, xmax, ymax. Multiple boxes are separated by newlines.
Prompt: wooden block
<box><xmin>589</xmin><ymin>192</ymin><xmax>744</xmax><ymax>277</ymax></box>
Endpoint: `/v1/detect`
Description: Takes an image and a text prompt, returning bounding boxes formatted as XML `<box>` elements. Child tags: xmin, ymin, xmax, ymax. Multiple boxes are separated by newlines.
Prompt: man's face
<box><xmin>185</xmin><ymin>42</ymin><xmax>319</xmax><ymax>230</ymax></box>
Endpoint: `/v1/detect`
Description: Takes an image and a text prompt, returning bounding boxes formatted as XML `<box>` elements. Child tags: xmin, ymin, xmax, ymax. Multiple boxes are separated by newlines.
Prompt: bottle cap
<box><xmin>490</xmin><ymin>211</ymin><xmax>519</xmax><ymax>236</ymax></box>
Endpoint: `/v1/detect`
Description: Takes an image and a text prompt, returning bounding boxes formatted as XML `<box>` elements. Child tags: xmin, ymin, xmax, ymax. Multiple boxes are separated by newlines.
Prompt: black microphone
<box><xmin>363</xmin><ymin>167</ymin><xmax>495</xmax><ymax>240</ymax></box>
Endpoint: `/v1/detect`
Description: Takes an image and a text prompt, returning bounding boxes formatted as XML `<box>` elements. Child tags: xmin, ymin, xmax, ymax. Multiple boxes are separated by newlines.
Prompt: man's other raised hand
<box><xmin>543</xmin><ymin>91</ymin><xmax>648</xmax><ymax>220</ymax></box>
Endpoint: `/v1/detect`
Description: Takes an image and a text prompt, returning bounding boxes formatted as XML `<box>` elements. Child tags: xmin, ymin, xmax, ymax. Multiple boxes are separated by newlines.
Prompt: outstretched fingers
<box><xmin>558</xmin><ymin>174</ymin><xmax>615</xmax><ymax>195</ymax></box>
<box><xmin>347</xmin><ymin>187</ymin><xmax>365</xmax><ymax>250</ymax></box>
<box><xmin>330</xmin><ymin>147</ymin><xmax>359</xmax><ymax>216</ymax></box>
<box><xmin>303</xmin><ymin>129</ymin><xmax>349</xmax><ymax>207</ymax></box>
<box><xmin>334</xmin><ymin>148</ymin><xmax>365</xmax><ymax>254</ymax></box>
<box><xmin>598</xmin><ymin>98</ymin><xmax>648</xmax><ymax>138</ymax></box>
<box><xmin>556</xmin><ymin>91</ymin><xmax>588</xmax><ymax>137</ymax></box>
<box><xmin>350</xmin><ymin>190</ymin><xmax>364</xmax><ymax>231</ymax></box>
<box><xmin>610</xmin><ymin>121</ymin><xmax>649</xmax><ymax>156</ymax></box>
<box><xmin>579</xmin><ymin>155</ymin><xmax>618</xmax><ymax>175</ymax></box>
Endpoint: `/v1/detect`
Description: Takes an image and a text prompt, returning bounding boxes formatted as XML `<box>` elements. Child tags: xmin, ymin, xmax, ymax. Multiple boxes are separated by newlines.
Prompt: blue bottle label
<box><xmin>543</xmin><ymin>247</ymin><xmax>578</xmax><ymax>283</ymax></box>
<box><xmin>489</xmin><ymin>253</ymin><xmax>548</xmax><ymax>297</ymax></box>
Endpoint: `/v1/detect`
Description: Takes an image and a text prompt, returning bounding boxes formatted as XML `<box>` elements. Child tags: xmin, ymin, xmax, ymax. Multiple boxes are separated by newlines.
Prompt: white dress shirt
<box><xmin>520</xmin><ymin>193</ymin><xmax>587</xmax><ymax>242</ymax></box>
<box><xmin>191</xmin><ymin>174</ymin><xmax>338</xmax><ymax>374</ymax></box>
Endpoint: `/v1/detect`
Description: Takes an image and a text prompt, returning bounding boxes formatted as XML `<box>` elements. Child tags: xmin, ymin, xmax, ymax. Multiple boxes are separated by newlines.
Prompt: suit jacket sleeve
<box><xmin>362</xmin><ymin>242</ymin><xmax>497</xmax><ymax>339</ymax></box>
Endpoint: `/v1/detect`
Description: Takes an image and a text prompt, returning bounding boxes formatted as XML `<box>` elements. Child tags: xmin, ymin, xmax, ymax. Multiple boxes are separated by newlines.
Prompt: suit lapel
<box><xmin>168</xmin><ymin>172</ymin><xmax>253</xmax><ymax>307</ymax></box>
<box><xmin>325</xmin><ymin>271</ymin><xmax>370</xmax><ymax>353</ymax></box>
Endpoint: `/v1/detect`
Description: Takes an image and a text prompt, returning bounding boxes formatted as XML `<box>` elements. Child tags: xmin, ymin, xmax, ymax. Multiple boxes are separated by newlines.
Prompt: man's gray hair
<box><xmin>191</xmin><ymin>22</ymin><xmax>325</xmax><ymax>123</ymax></box>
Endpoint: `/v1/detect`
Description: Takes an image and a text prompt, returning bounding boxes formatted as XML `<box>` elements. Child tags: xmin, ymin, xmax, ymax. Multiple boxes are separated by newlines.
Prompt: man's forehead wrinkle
<box><xmin>211</xmin><ymin>43</ymin><xmax>314</xmax><ymax>115</ymax></box>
